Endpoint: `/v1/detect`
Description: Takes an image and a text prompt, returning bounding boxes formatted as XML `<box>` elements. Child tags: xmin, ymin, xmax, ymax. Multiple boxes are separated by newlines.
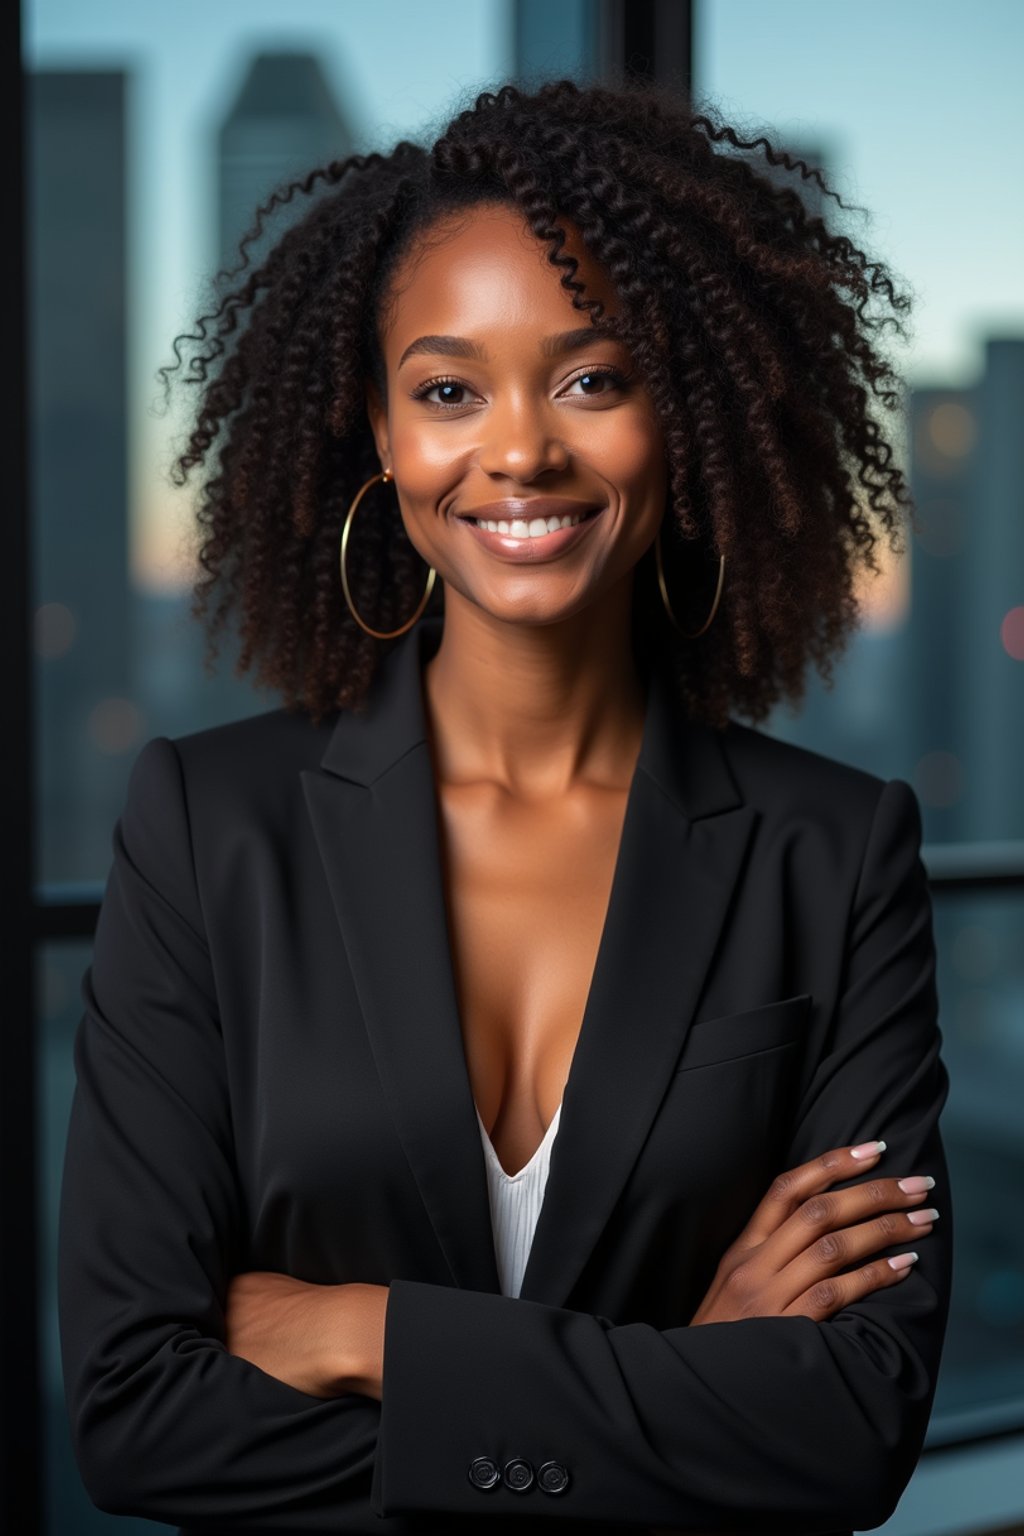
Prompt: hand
<box><xmin>689</xmin><ymin>1141</ymin><xmax>938</xmax><ymax>1326</ymax></box>
<box><xmin>224</xmin><ymin>1272</ymin><xmax>389</xmax><ymax>1400</ymax></box>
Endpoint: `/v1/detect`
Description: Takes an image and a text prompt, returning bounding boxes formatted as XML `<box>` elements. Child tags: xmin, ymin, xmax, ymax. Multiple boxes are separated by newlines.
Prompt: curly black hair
<box><xmin>159</xmin><ymin>75</ymin><xmax>916</xmax><ymax>730</ymax></box>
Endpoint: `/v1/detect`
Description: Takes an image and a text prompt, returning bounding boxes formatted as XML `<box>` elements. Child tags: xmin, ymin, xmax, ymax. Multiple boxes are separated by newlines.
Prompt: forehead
<box><xmin>379</xmin><ymin>201</ymin><xmax>621</xmax><ymax>355</ymax></box>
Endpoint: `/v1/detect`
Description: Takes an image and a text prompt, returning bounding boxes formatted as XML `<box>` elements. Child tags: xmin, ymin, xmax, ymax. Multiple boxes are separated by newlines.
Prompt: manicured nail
<box><xmin>887</xmin><ymin>1251</ymin><xmax>919</xmax><ymax>1271</ymax></box>
<box><xmin>898</xmin><ymin>1176</ymin><xmax>935</xmax><ymax>1194</ymax></box>
<box><xmin>907</xmin><ymin>1208</ymin><xmax>940</xmax><ymax>1225</ymax></box>
<box><xmin>851</xmin><ymin>1140</ymin><xmax>887</xmax><ymax>1159</ymax></box>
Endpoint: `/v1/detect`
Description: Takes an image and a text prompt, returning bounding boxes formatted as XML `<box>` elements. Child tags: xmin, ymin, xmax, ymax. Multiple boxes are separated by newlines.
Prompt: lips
<box><xmin>457</xmin><ymin>499</ymin><xmax>602</xmax><ymax>526</ymax></box>
<box><xmin>455</xmin><ymin>503</ymin><xmax>606</xmax><ymax>563</ymax></box>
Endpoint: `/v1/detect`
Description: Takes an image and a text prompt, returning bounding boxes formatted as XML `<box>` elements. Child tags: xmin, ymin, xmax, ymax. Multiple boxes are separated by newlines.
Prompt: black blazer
<box><xmin>58</xmin><ymin>610</ymin><xmax>953</xmax><ymax>1536</ymax></box>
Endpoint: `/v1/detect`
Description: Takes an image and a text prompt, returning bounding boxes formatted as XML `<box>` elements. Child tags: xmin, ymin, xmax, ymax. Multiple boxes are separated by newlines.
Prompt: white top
<box><xmin>475</xmin><ymin>1099</ymin><xmax>563</xmax><ymax>1298</ymax></box>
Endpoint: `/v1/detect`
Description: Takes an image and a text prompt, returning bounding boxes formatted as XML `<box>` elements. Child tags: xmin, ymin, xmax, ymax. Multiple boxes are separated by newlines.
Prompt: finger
<box><xmin>734</xmin><ymin>1141</ymin><xmax>886</xmax><ymax>1250</ymax></box>
<box><xmin>792</xmin><ymin>1205</ymin><xmax>937</xmax><ymax>1292</ymax></box>
<box><xmin>753</xmin><ymin>1178</ymin><xmax>937</xmax><ymax>1276</ymax></box>
<box><xmin>779</xmin><ymin>1250</ymin><xmax>921</xmax><ymax>1321</ymax></box>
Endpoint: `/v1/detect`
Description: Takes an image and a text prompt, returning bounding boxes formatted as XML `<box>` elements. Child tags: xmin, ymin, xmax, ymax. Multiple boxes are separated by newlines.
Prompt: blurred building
<box><xmin>960</xmin><ymin>339</ymin><xmax>1024</xmax><ymax>842</ymax></box>
<box><xmin>218</xmin><ymin>51</ymin><xmax>353</xmax><ymax>274</ymax></box>
<box><xmin>906</xmin><ymin>339</ymin><xmax>1024</xmax><ymax>844</ymax></box>
<box><xmin>905</xmin><ymin>347</ymin><xmax>1024</xmax><ymax>1390</ymax></box>
<box><xmin>905</xmin><ymin>384</ymin><xmax>976</xmax><ymax>842</ymax></box>
<box><xmin>27</xmin><ymin>71</ymin><xmax>131</xmax><ymax>886</ymax></box>
<box><xmin>757</xmin><ymin>136</ymin><xmax>913</xmax><ymax>780</ymax></box>
<box><xmin>128</xmin><ymin>49</ymin><xmax>360</xmax><ymax>748</ymax></box>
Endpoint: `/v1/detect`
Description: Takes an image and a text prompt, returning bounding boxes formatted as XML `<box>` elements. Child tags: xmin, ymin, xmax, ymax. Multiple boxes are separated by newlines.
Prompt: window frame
<box><xmin>8</xmin><ymin>3</ymin><xmax>1024</xmax><ymax>1531</ymax></box>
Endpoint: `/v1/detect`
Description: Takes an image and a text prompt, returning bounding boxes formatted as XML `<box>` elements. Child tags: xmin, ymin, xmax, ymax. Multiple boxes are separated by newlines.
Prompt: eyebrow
<box><xmin>397</xmin><ymin>325</ymin><xmax>620</xmax><ymax>370</ymax></box>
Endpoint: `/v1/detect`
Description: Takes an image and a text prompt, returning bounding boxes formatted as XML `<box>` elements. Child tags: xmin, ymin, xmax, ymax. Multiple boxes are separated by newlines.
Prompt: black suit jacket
<box><xmin>58</xmin><ymin>610</ymin><xmax>953</xmax><ymax>1536</ymax></box>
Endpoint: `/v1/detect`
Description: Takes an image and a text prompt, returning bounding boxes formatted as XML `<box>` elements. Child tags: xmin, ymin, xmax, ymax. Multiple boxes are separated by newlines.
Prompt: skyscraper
<box><xmin>960</xmin><ymin>338</ymin><xmax>1024</xmax><ymax>842</ymax></box>
<box><xmin>904</xmin><ymin>382</ymin><xmax>977</xmax><ymax>842</ymax></box>
<box><xmin>27</xmin><ymin>71</ymin><xmax>131</xmax><ymax>884</ymax></box>
<box><xmin>905</xmin><ymin>340</ymin><xmax>1024</xmax><ymax>844</ymax></box>
<box><xmin>129</xmin><ymin>50</ymin><xmax>358</xmax><ymax>750</ymax></box>
<box><xmin>218</xmin><ymin>51</ymin><xmax>352</xmax><ymax>276</ymax></box>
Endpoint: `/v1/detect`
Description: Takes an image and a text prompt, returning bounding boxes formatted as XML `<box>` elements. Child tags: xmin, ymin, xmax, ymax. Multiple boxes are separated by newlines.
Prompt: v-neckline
<box><xmin>418</xmin><ymin>626</ymin><xmax>654</xmax><ymax>1197</ymax></box>
<box><xmin>474</xmin><ymin>1098</ymin><xmax>564</xmax><ymax>1182</ymax></box>
<box><xmin>303</xmin><ymin>608</ymin><xmax>755</xmax><ymax>1304</ymax></box>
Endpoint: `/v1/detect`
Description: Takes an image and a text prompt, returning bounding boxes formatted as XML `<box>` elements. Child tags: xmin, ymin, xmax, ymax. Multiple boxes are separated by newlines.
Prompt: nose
<box><xmin>477</xmin><ymin>390</ymin><xmax>570</xmax><ymax>481</ymax></box>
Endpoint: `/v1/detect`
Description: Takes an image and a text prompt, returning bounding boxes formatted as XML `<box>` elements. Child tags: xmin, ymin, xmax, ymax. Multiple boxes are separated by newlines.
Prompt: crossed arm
<box><xmin>223</xmin><ymin>1271</ymin><xmax>389</xmax><ymax>1401</ymax></box>
<box><xmin>59</xmin><ymin>736</ymin><xmax>952</xmax><ymax>1531</ymax></box>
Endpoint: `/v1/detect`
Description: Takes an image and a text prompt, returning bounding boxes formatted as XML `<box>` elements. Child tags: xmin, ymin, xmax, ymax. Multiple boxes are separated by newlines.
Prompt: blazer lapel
<box><xmin>518</xmin><ymin>667</ymin><xmax>757</xmax><ymax>1305</ymax></box>
<box><xmin>301</xmin><ymin>615</ymin><xmax>502</xmax><ymax>1294</ymax></box>
<box><xmin>301</xmin><ymin>613</ymin><xmax>758</xmax><ymax>1308</ymax></box>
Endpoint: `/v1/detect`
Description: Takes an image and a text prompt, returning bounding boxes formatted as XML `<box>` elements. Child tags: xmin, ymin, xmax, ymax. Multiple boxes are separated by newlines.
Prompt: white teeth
<box><xmin>474</xmin><ymin>511</ymin><xmax>588</xmax><ymax>537</ymax></box>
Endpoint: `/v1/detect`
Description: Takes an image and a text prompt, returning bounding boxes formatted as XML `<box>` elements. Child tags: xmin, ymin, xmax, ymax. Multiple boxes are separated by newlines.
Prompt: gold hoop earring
<box><xmin>339</xmin><ymin>468</ymin><xmax>437</xmax><ymax>640</ymax></box>
<box><xmin>654</xmin><ymin>527</ymin><xmax>726</xmax><ymax>639</ymax></box>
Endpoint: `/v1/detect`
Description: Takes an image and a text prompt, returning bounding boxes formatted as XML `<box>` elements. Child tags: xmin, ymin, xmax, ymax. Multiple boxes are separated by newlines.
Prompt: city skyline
<box><xmin>25</xmin><ymin>0</ymin><xmax>1024</xmax><ymax>594</ymax></box>
<box><xmin>21</xmin><ymin>18</ymin><xmax>1023</xmax><ymax>1535</ymax></box>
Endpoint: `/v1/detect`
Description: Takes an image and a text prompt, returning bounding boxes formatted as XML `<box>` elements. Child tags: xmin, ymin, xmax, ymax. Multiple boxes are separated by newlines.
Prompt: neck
<box><xmin>421</xmin><ymin>579</ymin><xmax>649</xmax><ymax>800</ymax></box>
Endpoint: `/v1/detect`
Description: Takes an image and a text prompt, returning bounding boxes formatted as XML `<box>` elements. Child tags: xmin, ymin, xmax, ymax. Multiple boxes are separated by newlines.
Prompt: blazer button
<box><xmin>537</xmin><ymin>1459</ymin><xmax>571</xmax><ymax>1494</ymax></box>
<box><xmin>468</xmin><ymin>1456</ymin><xmax>501</xmax><ymax>1490</ymax></box>
<box><xmin>502</xmin><ymin>1457</ymin><xmax>535</xmax><ymax>1492</ymax></box>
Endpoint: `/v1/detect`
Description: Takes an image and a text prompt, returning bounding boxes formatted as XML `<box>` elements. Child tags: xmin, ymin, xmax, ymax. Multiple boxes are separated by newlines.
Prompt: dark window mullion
<box><xmin>5</xmin><ymin>0</ymin><xmax>42</xmax><ymax>1530</ymax></box>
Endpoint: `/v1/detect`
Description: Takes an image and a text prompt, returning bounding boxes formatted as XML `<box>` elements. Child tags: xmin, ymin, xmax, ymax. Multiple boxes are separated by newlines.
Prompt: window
<box><xmin>10</xmin><ymin>3</ymin><xmax>1021</xmax><ymax>1530</ymax></box>
<box><xmin>696</xmin><ymin>0</ymin><xmax>1024</xmax><ymax>1457</ymax></box>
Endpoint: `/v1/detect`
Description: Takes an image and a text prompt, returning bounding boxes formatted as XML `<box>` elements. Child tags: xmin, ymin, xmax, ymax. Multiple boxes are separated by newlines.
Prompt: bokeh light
<box><xmin>927</xmin><ymin>400</ymin><xmax>977</xmax><ymax>460</ymax></box>
<box><xmin>34</xmin><ymin>602</ymin><xmax>77</xmax><ymax>658</ymax></box>
<box><xmin>999</xmin><ymin>605</ymin><xmax>1024</xmax><ymax>661</ymax></box>
<box><xmin>87</xmin><ymin>697</ymin><xmax>146</xmax><ymax>754</ymax></box>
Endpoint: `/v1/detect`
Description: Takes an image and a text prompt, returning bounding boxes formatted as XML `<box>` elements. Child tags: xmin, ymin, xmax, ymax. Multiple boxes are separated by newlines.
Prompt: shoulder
<box><xmin>718</xmin><ymin>717</ymin><xmax>923</xmax><ymax>866</ymax></box>
<box><xmin>170</xmin><ymin>703</ymin><xmax>335</xmax><ymax>775</ymax></box>
<box><xmin>125</xmin><ymin>705</ymin><xmax>338</xmax><ymax>822</ymax></box>
<box><xmin>720</xmin><ymin>717</ymin><xmax>886</xmax><ymax>813</ymax></box>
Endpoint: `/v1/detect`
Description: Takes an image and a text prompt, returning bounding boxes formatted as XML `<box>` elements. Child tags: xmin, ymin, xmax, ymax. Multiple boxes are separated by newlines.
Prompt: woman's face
<box><xmin>366</xmin><ymin>200</ymin><xmax>668</xmax><ymax>627</ymax></box>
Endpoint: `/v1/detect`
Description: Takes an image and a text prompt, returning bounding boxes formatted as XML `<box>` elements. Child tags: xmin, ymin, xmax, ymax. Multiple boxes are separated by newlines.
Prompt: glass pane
<box><xmin>697</xmin><ymin>0</ymin><xmax>1024</xmax><ymax>844</ymax></box>
<box><xmin>930</xmin><ymin>888</ymin><xmax>1024</xmax><ymax>1432</ymax></box>
<box><xmin>25</xmin><ymin>0</ymin><xmax>513</xmax><ymax>886</ymax></box>
<box><xmin>39</xmin><ymin>940</ymin><xmax>162</xmax><ymax>1534</ymax></box>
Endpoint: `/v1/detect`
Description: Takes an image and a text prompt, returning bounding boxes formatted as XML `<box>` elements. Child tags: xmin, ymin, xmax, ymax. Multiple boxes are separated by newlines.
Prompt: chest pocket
<box><xmin>675</xmin><ymin>992</ymin><xmax>811</xmax><ymax>1072</ymax></box>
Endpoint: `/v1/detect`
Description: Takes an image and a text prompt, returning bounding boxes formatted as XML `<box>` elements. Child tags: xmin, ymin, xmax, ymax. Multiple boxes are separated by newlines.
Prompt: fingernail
<box><xmin>851</xmin><ymin>1140</ymin><xmax>887</xmax><ymax>1159</ymax></box>
<box><xmin>907</xmin><ymin>1207</ymin><xmax>940</xmax><ymax>1225</ymax></box>
<box><xmin>887</xmin><ymin>1251</ymin><xmax>919</xmax><ymax>1271</ymax></box>
<box><xmin>898</xmin><ymin>1176</ymin><xmax>936</xmax><ymax>1194</ymax></box>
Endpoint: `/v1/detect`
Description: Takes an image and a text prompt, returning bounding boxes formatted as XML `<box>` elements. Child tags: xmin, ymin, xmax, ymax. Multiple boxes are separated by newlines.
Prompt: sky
<box><xmin>25</xmin><ymin>0</ymin><xmax>1024</xmax><ymax>596</ymax></box>
<box><xmin>696</xmin><ymin>0</ymin><xmax>1024</xmax><ymax>389</ymax></box>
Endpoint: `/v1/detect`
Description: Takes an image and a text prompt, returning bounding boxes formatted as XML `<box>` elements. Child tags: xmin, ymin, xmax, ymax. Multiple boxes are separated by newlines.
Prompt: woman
<box><xmin>58</xmin><ymin>78</ymin><xmax>952</xmax><ymax>1534</ymax></box>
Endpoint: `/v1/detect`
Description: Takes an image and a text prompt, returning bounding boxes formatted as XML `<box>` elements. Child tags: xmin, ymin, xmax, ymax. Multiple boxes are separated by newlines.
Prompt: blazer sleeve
<box><xmin>58</xmin><ymin>736</ymin><xmax>383</xmax><ymax>1532</ymax></box>
<box><xmin>370</xmin><ymin>777</ymin><xmax>954</xmax><ymax>1531</ymax></box>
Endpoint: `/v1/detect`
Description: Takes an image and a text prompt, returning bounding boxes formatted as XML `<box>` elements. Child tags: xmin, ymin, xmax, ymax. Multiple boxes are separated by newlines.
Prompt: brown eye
<box><xmin>411</xmin><ymin>376</ymin><xmax>477</xmax><ymax>409</ymax></box>
<box><xmin>427</xmin><ymin>382</ymin><xmax>466</xmax><ymax>405</ymax></box>
<box><xmin>563</xmin><ymin>367</ymin><xmax>630</xmax><ymax>398</ymax></box>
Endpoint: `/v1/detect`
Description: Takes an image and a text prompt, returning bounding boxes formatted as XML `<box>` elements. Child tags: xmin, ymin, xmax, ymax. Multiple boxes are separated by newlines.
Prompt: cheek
<box><xmin>577</xmin><ymin>410</ymin><xmax>666</xmax><ymax>498</ymax></box>
<box><xmin>386</xmin><ymin>402</ymin><xmax>667</xmax><ymax>511</ymax></box>
<box><xmin>387</xmin><ymin>416</ymin><xmax>470</xmax><ymax>504</ymax></box>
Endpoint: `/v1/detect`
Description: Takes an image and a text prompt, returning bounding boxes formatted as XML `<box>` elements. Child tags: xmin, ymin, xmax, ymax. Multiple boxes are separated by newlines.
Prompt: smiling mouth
<box><xmin>463</xmin><ymin>507</ymin><xmax>602</xmax><ymax>538</ymax></box>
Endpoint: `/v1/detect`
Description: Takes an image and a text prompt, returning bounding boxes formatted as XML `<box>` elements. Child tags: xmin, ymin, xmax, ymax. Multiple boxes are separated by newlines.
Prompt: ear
<box><xmin>364</xmin><ymin>379</ymin><xmax>391</xmax><ymax>472</ymax></box>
